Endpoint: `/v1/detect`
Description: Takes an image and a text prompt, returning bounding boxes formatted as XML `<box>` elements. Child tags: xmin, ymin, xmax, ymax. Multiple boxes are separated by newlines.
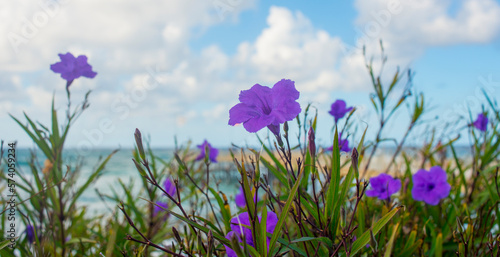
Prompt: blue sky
<box><xmin>1</xmin><ymin>0</ymin><xmax>500</xmax><ymax>153</ymax></box>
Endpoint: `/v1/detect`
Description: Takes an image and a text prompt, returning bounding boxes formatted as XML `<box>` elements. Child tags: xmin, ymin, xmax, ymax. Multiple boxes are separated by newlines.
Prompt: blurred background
<box><xmin>1</xmin><ymin>0</ymin><xmax>500</xmax><ymax>151</ymax></box>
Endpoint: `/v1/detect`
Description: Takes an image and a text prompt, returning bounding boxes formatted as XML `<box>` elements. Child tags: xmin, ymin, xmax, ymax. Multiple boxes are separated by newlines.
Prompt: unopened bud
<box><xmin>134</xmin><ymin>128</ymin><xmax>146</xmax><ymax>160</ymax></box>
<box><xmin>308</xmin><ymin>127</ymin><xmax>316</xmax><ymax>158</ymax></box>
<box><xmin>172</xmin><ymin>227</ymin><xmax>182</xmax><ymax>243</ymax></box>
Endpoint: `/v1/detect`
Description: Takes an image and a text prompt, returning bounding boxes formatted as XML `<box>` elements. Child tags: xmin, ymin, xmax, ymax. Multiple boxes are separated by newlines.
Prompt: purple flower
<box><xmin>50</xmin><ymin>53</ymin><xmax>97</xmax><ymax>87</ymax></box>
<box><xmin>25</xmin><ymin>225</ymin><xmax>35</xmax><ymax>244</ymax></box>
<box><xmin>365</xmin><ymin>174</ymin><xmax>401</xmax><ymax>200</ymax></box>
<box><xmin>228</xmin><ymin>79</ymin><xmax>301</xmax><ymax>136</ymax></box>
<box><xmin>473</xmin><ymin>113</ymin><xmax>488</xmax><ymax>132</ymax></box>
<box><xmin>196</xmin><ymin>140</ymin><xmax>219</xmax><ymax>163</ymax></box>
<box><xmin>235</xmin><ymin>186</ymin><xmax>259</xmax><ymax>208</ymax></box>
<box><xmin>163</xmin><ymin>178</ymin><xmax>177</xmax><ymax>197</ymax></box>
<box><xmin>225</xmin><ymin>231</ymin><xmax>242</xmax><ymax>257</ymax></box>
<box><xmin>153</xmin><ymin>201</ymin><xmax>168</xmax><ymax>216</ymax></box>
<box><xmin>327</xmin><ymin>133</ymin><xmax>351</xmax><ymax>153</ymax></box>
<box><xmin>411</xmin><ymin>166</ymin><xmax>451</xmax><ymax>205</ymax></box>
<box><xmin>329</xmin><ymin>100</ymin><xmax>353</xmax><ymax>123</ymax></box>
<box><xmin>224</xmin><ymin>211</ymin><xmax>278</xmax><ymax>256</ymax></box>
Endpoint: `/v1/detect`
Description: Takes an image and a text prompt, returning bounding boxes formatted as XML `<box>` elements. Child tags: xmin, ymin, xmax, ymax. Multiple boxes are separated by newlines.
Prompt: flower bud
<box><xmin>308</xmin><ymin>126</ymin><xmax>316</xmax><ymax>158</ymax></box>
<box><xmin>134</xmin><ymin>128</ymin><xmax>146</xmax><ymax>161</ymax></box>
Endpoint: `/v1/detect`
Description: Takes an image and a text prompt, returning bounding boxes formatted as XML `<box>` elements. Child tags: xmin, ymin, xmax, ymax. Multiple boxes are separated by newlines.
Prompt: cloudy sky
<box><xmin>1</xmin><ymin>0</ymin><xmax>500</xmax><ymax>151</ymax></box>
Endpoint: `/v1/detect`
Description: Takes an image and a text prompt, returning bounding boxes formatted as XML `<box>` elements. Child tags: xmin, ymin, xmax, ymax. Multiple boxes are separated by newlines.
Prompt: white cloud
<box><xmin>2</xmin><ymin>1</ymin><xmax>500</xmax><ymax>148</ymax></box>
<box><xmin>353</xmin><ymin>0</ymin><xmax>500</xmax><ymax>58</ymax></box>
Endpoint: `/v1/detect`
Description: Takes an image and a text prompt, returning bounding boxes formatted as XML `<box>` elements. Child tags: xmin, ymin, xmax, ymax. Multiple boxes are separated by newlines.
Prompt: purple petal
<box><xmin>433</xmin><ymin>181</ymin><xmax>451</xmax><ymax>199</ymax></box>
<box><xmin>26</xmin><ymin>225</ymin><xmax>35</xmax><ymax>244</ymax></box>
<box><xmin>329</xmin><ymin>99</ymin><xmax>353</xmax><ymax>122</ymax></box>
<box><xmin>153</xmin><ymin>201</ymin><xmax>168</xmax><ymax>216</ymax></box>
<box><xmin>269</xmin><ymin>100</ymin><xmax>301</xmax><ymax>123</ymax></box>
<box><xmin>266</xmin><ymin>211</ymin><xmax>278</xmax><ymax>234</ymax></box>
<box><xmin>428</xmin><ymin>166</ymin><xmax>447</xmax><ymax>182</ymax></box>
<box><xmin>229</xmin><ymin>103</ymin><xmax>260</xmax><ymax>126</ymax></box>
<box><xmin>230</xmin><ymin>212</ymin><xmax>254</xmax><ymax>246</ymax></box>
<box><xmin>235</xmin><ymin>187</ymin><xmax>246</xmax><ymax>208</ymax></box>
<box><xmin>59</xmin><ymin>52</ymin><xmax>75</xmax><ymax>62</ymax></box>
<box><xmin>270</xmin><ymin>79</ymin><xmax>301</xmax><ymax>123</ymax></box>
<box><xmin>239</xmin><ymin>84</ymin><xmax>272</xmax><ymax>109</ymax></box>
<box><xmin>50</xmin><ymin>61</ymin><xmax>71</xmax><ymax>74</ymax></box>
<box><xmin>243</xmin><ymin>114</ymin><xmax>274</xmax><ymax>132</ymax></box>
<box><xmin>267</xmin><ymin>123</ymin><xmax>280</xmax><ymax>136</ymax></box>
<box><xmin>224</xmin><ymin>231</ymin><xmax>240</xmax><ymax>257</ymax></box>
<box><xmin>473</xmin><ymin>113</ymin><xmax>488</xmax><ymax>132</ymax></box>
<box><xmin>365</xmin><ymin>189</ymin><xmax>380</xmax><ymax>198</ymax></box>
<box><xmin>209</xmin><ymin>147</ymin><xmax>219</xmax><ymax>163</ymax></box>
<box><xmin>339</xmin><ymin>138</ymin><xmax>351</xmax><ymax>152</ymax></box>
<box><xmin>423</xmin><ymin>192</ymin><xmax>441</xmax><ymax>205</ymax></box>
<box><xmin>81</xmin><ymin>69</ymin><xmax>97</xmax><ymax>78</ymax></box>
<box><xmin>271</xmin><ymin>79</ymin><xmax>299</xmax><ymax>101</ymax></box>
<box><xmin>332</xmin><ymin>100</ymin><xmax>347</xmax><ymax>112</ymax></box>
<box><xmin>196</xmin><ymin>140</ymin><xmax>219</xmax><ymax>162</ymax></box>
<box><xmin>411</xmin><ymin>186</ymin><xmax>427</xmax><ymax>201</ymax></box>
<box><xmin>230</xmin><ymin>212</ymin><xmax>251</xmax><ymax>233</ymax></box>
<box><xmin>163</xmin><ymin>178</ymin><xmax>176</xmax><ymax>197</ymax></box>
<box><xmin>388</xmin><ymin>178</ymin><xmax>402</xmax><ymax>194</ymax></box>
<box><xmin>412</xmin><ymin>169</ymin><xmax>428</xmax><ymax>185</ymax></box>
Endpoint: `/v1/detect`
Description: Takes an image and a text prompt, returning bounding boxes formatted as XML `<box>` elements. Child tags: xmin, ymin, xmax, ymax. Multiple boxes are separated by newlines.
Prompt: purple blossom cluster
<box><xmin>365</xmin><ymin>166</ymin><xmax>451</xmax><ymax>205</ymax></box>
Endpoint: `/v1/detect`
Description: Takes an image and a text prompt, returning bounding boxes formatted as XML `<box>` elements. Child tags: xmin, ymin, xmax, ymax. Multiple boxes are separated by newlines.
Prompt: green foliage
<box><xmin>1</xmin><ymin>46</ymin><xmax>499</xmax><ymax>257</ymax></box>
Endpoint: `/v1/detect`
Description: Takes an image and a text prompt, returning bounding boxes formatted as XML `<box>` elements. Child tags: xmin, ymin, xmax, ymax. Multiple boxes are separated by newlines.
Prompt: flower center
<box><xmin>256</xmin><ymin>95</ymin><xmax>272</xmax><ymax>115</ymax></box>
<box><xmin>427</xmin><ymin>183</ymin><xmax>435</xmax><ymax>191</ymax></box>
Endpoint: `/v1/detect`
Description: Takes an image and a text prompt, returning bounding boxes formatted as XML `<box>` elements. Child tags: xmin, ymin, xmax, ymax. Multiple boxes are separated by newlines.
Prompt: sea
<box><xmin>5</xmin><ymin>146</ymin><xmax>472</xmax><ymax>217</ymax></box>
<box><xmin>6</xmin><ymin>148</ymin><xmax>242</xmax><ymax>217</ymax></box>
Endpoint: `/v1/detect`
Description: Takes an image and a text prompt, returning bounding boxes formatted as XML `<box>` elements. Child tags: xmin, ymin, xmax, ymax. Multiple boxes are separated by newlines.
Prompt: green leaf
<box><xmin>402</xmin><ymin>230</ymin><xmax>417</xmax><ymax>250</ymax></box>
<box><xmin>268</xmin><ymin>166</ymin><xmax>304</xmax><ymax>254</ymax></box>
<box><xmin>10</xmin><ymin>114</ymin><xmax>52</xmax><ymax>161</ymax></box>
<box><xmin>0</xmin><ymin>239</ymin><xmax>13</xmax><ymax>250</ymax></box>
<box><xmin>276</xmin><ymin>238</ymin><xmax>308</xmax><ymax>257</ymax></box>
<box><xmin>396</xmin><ymin>239</ymin><xmax>422</xmax><ymax>257</ymax></box>
<box><xmin>290</xmin><ymin>237</ymin><xmax>333</xmax><ymax>248</ymax></box>
<box><xmin>434</xmin><ymin>233</ymin><xmax>443</xmax><ymax>257</ymax></box>
<box><xmin>383</xmin><ymin>223</ymin><xmax>399</xmax><ymax>257</ymax></box>
<box><xmin>50</xmin><ymin>96</ymin><xmax>60</xmax><ymax>148</ymax></box>
<box><xmin>260</xmin><ymin>205</ymin><xmax>268</xmax><ymax>257</ymax></box>
<box><xmin>167</xmin><ymin>210</ymin><xmax>231</xmax><ymax>246</ymax></box>
<box><xmin>349</xmin><ymin>206</ymin><xmax>403</xmax><ymax>255</ymax></box>
<box><xmin>66</xmin><ymin>237</ymin><xmax>97</xmax><ymax>244</ymax></box>
<box><xmin>325</xmin><ymin>127</ymin><xmax>340</xmax><ymax>226</ymax></box>
<box><xmin>208</xmin><ymin>187</ymin><xmax>231</xmax><ymax>231</ymax></box>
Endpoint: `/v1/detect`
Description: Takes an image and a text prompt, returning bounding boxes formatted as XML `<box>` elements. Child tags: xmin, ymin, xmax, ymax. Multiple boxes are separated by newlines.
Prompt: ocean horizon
<box><xmin>7</xmin><ymin>145</ymin><xmax>473</xmax><ymax>216</ymax></box>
